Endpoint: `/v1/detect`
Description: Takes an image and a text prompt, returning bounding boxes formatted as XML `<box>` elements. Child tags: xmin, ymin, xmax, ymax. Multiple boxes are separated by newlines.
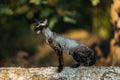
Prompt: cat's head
<box><xmin>34</xmin><ymin>19</ymin><xmax>48</xmax><ymax>34</ymax></box>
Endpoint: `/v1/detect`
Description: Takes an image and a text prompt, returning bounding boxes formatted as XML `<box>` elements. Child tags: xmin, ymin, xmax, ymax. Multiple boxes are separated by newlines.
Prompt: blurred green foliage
<box><xmin>0</xmin><ymin>0</ymin><xmax>111</xmax><ymax>60</ymax></box>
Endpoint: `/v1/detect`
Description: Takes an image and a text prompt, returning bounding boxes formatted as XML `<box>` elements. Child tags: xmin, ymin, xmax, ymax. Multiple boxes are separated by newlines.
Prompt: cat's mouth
<box><xmin>34</xmin><ymin>26</ymin><xmax>41</xmax><ymax>34</ymax></box>
<box><xmin>36</xmin><ymin>30</ymin><xmax>41</xmax><ymax>34</ymax></box>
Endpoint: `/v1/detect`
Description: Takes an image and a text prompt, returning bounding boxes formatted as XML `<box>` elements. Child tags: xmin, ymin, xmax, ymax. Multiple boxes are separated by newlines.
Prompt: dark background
<box><xmin>0</xmin><ymin>0</ymin><xmax>112</xmax><ymax>67</ymax></box>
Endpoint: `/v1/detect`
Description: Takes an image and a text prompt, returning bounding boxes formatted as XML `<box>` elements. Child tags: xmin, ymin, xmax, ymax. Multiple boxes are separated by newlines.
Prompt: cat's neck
<box><xmin>42</xmin><ymin>27</ymin><xmax>54</xmax><ymax>39</ymax></box>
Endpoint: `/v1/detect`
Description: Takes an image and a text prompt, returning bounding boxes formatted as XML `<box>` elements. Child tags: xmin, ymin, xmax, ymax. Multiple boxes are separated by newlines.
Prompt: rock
<box><xmin>0</xmin><ymin>67</ymin><xmax>120</xmax><ymax>80</ymax></box>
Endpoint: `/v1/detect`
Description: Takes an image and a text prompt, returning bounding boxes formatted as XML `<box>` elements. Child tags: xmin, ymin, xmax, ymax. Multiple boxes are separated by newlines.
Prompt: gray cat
<box><xmin>34</xmin><ymin>19</ymin><xmax>96</xmax><ymax>72</ymax></box>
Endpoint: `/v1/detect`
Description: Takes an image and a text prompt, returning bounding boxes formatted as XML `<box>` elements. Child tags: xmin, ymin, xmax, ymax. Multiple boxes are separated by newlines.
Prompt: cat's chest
<box><xmin>55</xmin><ymin>37</ymin><xmax>79</xmax><ymax>53</ymax></box>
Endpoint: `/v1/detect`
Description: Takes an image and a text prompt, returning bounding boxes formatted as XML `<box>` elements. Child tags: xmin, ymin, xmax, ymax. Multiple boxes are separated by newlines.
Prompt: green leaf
<box><xmin>41</xmin><ymin>0</ymin><xmax>48</xmax><ymax>4</ymax></box>
<box><xmin>91</xmin><ymin>0</ymin><xmax>100</xmax><ymax>6</ymax></box>
<box><xmin>40</xmin><ymin>8</ymin><xmax>53</xmax><ymax>17</ymax></box>
<box><xmin>98</xmin><ymin>27</ymin><xmax>109</xmax><ymax>39</ymax></box>
<box><xmin>64</xmin><ymin>16</ymin><xmax>76</xmax><ymax>24</ymax></box>
<box><xmin>49</xmin><ymin>17</ymin><xmax>58</xmax><ymax>29</ymax></box>
<box><xmin>0</xmin><ymin>7</ymin><xmax>13</xmax><ymax>15</ymax></box>
<box><xmin>26</xmin><ymin>11</ymin><xmax>34</xmax><ymax>19</ymax></box>
<box><xmin>15</xmin><ymin>5</ymin><xmax>29</xmax><ymax>14</ymax></box>
<box><xmin>30</xmin><ymin>0</ymin><xmax>41</xmax><ymax>5</ymax></box>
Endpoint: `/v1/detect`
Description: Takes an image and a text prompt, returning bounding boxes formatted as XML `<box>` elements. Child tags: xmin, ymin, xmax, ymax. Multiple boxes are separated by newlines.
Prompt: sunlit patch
<box><xmin>18</xmin><ymin>76</ymin><xmax>24</xmax><ymax>80</ymax></box>
<box><xmin>9</xmin><ymin>73</ymin><xmax>17</xmax><ymax>79</ymax></box>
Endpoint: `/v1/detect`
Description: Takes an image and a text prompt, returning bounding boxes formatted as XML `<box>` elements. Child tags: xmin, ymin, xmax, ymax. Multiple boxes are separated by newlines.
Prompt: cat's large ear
<box><xmin>34</xmin><ymin>19</ymin><xmax>48</xmax><ymax>34</ymax></box>
<box><xmin>34</xmin><ymin>18</ymin><xmax>48</xmax><ymax>28</ymax></box>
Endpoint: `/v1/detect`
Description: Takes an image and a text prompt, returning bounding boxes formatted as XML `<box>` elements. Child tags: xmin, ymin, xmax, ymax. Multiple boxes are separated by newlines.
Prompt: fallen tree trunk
<box><xmin>109</xmin><ymin>0</ymin><xmax>120</xmax><ymax>66</ymax></box>
<box><xmin>0</xmin><ymin>67</ymin><xmax>120</xmax><ymax>80</ymax></box>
